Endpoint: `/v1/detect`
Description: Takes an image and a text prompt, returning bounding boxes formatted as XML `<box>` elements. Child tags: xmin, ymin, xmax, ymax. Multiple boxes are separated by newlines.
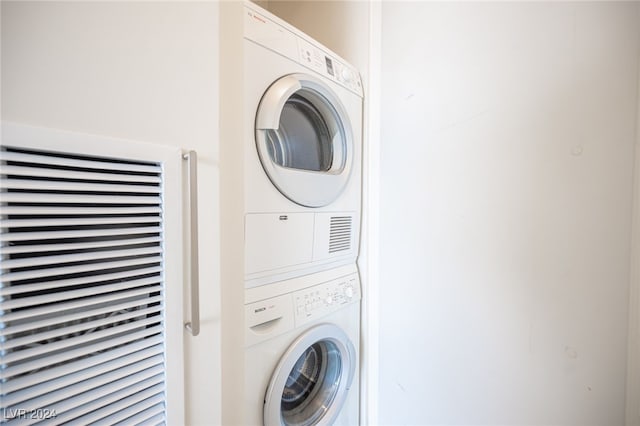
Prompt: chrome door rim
<box><xmin>255</xmin><ymin>73</ymin><xmax>354</xmax><ymax>208</ymax></box>
<box><xmin>263</xmin><ymin>323</ymin><xmax>356</xmax><ymax>426</ymax></box>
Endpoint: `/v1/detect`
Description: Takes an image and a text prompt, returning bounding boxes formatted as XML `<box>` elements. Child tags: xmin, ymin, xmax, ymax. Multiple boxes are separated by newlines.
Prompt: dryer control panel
<box><xmin>244</xmin><ymin>4</ymin><xmax>363</xmax><ymax>97</ymax></box>
<box><xmin>293</xmin><ymin>273</ymin><xmax>360</xmax><ymax>326</ymax></box>
<box><xmin>296</xmin><ymin>38</ymin><xmax>362</xmax><ymax>95</ymax></box>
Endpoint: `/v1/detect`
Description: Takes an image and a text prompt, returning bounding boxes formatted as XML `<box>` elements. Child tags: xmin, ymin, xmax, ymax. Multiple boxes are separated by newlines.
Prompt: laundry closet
<box><xmin>2</xmin><ymin>1</ymin><xmax>639</xmax><ymax>426</ymax></box>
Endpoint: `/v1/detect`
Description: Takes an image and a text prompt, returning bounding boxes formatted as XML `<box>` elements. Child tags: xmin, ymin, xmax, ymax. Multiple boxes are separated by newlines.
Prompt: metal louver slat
<box><xmin>82</xmin><ymin>396</ymin><xmax>165</xmax><ymax>426</ymax></box>
<box><xmin>0</xmin><ymin>192</ymin><xmax>161</xmax><ymax>204</ymax></box>
<box><xmin>1</xmin><ymin>164</ymin><xmax>162</xmax><ymax>183</ymax></box>
<box><xmin>53</xmin><ymin>380</ymin><xmax>163</xmax><ymax>425</ymax></box>
<box><xmin>0</xmin><ymin>286</ymin><xmax>163</xmax><ymax>323</ymax></box>
<box><xmin>138</xmin><ymin>413</ymin><xmax>165</xmax><ymax>426</ymax></box>
<box><xmin>1</xmin><ymin>216</ymin><xmax>161</xmax><ymax>229</ymax></box>
<box><xmin>0</xmin><ymin>150</ymin><xmax>161</xmax><ymax>173</ymax></box>
<box><xmin>3</xmin><ymin>336</ymin><xmax>164</xmax><ymax>395</ymax></box>
<box><xmin>111</xmin><ymin>402</ymin><xmax>165</xmax><ymax>426</ymax></box>
<box><xmin>3</xmin><ymin>316</ymin><xmax>162</xmax><ymax>364</ymax></box>
<box><xmin>1</xmin><ymin>324</ymin><xmax>164</xmax><ymax>378</ymax></box>
<box><xmin>1</xmin><ymin>142</ymin><xmax>172</xmax><ymax>424</ymax></box>
<box><xmin>1</xmin><ymin>205</ymin><xmax>162</xmax><ymax>215</ymax></box>
<box><xmin>1</xmin><ymin>245</ymin><xmax>161</xmax><ymax>269</ymax></box>
<box><xmin>0</xmin><ymin>266</ymin><xmax>162</xmax><ymax>297</ymax></box>
<box><xmin>1</xmin><ymin>304</ymin><xmax>162</xmax><ymax>350</ymax></box>
<box><xmin>1</xmin><ymin>278</ymin><xmax>160</xmax><ymax>311</ymax></box>
<box><xmin>1</xmin><ymin>178</ymin><xmax>161</xmax><ymax>193</ymax></box>
<box><xmin>0</xmin><ymin>226</ymin><xmax>162</xmax><ymax>242</ymax></box>
<box><xmin>0</xmin><ymin>255</ymin><xmax>162</xmax><ymax>282</ymax></box>
<box><xmin>0</xmin><ymin>295</ymin><xmax>162</xmax><ymax>338</ymax></box>
<box><xmin>13</xmin><ymin>360</ymin><xmax>165</xmax><ymax>415</ymax></box>
<box><xmin>0</xmin><ymin>236</ymin><xmax>162</xmax><ymax>256</ymax></box>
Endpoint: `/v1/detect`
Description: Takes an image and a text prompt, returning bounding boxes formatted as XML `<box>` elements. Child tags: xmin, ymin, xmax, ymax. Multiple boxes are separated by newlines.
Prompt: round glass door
<box><xmin>266</xmin><ymin>93</ymin><xmax>334</xmax><ymax>172</ymax></box>
<box><xmin>264</xmin><ymin>324</ymin><xmax>356</xmax><ymax>426</ymax></box>
<box><xmin>255</xmin><ymin>74</ymin><xmax>354</xmax><ymax>208</ymax></box>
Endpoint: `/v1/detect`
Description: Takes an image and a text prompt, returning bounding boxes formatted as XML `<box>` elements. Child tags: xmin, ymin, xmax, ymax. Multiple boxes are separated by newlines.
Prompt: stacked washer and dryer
<box><xmin>241</xmin><ymin>2</ymin><xmax>364</xmax><ymax>425</ymax></box>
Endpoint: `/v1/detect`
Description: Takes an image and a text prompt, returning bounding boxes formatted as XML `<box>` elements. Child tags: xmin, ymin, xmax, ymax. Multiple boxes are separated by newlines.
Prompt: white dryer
<box><xmin>243</xmin><ymin>3</ymin><xmax>364</xmax><ymax>287</ymax></box>
<box><xmin>244</xmin><ymin>265</ymin><xmax>361</xmax><ymax>426</ymax></box>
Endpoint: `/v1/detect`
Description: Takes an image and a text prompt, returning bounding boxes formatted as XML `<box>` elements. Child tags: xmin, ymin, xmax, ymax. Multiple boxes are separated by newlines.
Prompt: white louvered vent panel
<box><xmin>328</xmin><ymin>216</ymin><xmax>352</xmax><ymax>254</ymax></box>
<box><xmin>0</xmin><ymin>146</ymin><xmax>168</xmax><ymax>425</ymax></box>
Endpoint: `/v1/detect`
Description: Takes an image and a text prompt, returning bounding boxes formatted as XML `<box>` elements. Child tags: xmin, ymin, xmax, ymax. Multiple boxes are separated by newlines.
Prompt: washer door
<box><xmin>264</xmin><ymin>324</ymin><xmax>356</xmax><ymax>426</ymax></box>
<box><xmin>255</xmin><ymin>73</ymin><xmax>354</xmax><ymax>208</ymax></box>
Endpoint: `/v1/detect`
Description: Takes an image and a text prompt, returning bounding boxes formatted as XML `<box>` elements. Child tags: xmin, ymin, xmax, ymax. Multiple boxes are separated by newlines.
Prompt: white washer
<box><xmin>243</xmin><ymin>3</ymin><xmax>364</xmax><ymax>287</ymax></box>
<box><xmin>245</xmin><ymin>265</ymin><xmax>361</xmax><ymax>426</ymax></box>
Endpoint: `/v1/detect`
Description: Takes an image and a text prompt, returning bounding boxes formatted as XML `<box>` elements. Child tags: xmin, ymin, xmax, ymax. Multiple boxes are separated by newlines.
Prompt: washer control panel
<box><xmin>293</xmin><ymin>273</ymin><xmax>360</xmax><ymax>326</ymax></box>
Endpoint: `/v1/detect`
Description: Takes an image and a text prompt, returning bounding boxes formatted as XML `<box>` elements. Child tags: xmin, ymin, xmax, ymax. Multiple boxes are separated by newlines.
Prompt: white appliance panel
<box><xmin>245</xmin><ymin>213</ymin><xmax>314</xmax><ymax>275</ymax></box>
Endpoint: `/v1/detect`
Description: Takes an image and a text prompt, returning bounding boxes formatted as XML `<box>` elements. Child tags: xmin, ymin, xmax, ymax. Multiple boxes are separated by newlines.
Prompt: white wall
<box><xmin>628</xmin><ymin>59</ymin><xmax>640</xmax><ymax>426</ymax></box>
<box><xmin>217</xmin><ymin>2</ymin><xmax>246</xmax><ymax>425</ymax></box>
<box><xmin>378</xmin><ymin>2</ymin><xmax>639</xmax><ymax>425</ymax></box>
<box><xmin>1</xmin><ymin>2</ymin><xmax>221</xmax><ymax>425</ymax></box>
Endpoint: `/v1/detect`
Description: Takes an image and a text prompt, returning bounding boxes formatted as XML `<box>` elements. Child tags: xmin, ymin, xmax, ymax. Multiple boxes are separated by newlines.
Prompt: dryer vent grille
<box><xmin>328</xmin><ymin>216</ymin><xmax>352</xmax><ymax>254</ymax></box>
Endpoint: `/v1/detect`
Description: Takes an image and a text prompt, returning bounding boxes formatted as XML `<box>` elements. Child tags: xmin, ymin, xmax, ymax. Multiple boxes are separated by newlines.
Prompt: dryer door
<box><xmin>255</xmin><ymin>73</ymin><xmax>353</xmax><ymax>208</ymax></box>
<box><xmin>263</xmin><ymin>324</ymin><xmax>356</xmax><ymax>426</ymax></box>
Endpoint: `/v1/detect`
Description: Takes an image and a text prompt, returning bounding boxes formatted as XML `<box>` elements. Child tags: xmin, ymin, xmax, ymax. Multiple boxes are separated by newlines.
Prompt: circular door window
<box><xmin>255</xmin><ymin>74</ymin><xmax>354</xmax><ymax>208</ymax></box>
<box><xmin>266</xmin><ymin>93</ymin><xmax>334</xmax><ymax>172</ymax></box>
<box><xmin>264</xmin><ymin>324</ymin><xmax>356</xmax><ymax>426</ymax></box>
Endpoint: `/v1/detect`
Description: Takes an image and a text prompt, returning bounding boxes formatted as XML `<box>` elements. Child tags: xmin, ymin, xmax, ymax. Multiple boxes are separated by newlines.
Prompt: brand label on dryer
<box><xmin>244</xmin><ymin>6</ymin><xmax>298</xmax><ymax>62</ymax></box>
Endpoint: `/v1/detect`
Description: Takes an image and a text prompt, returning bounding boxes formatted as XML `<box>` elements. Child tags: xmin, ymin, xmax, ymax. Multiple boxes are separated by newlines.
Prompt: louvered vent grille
<box><xmin>0</xmin><ymin>146</ymin><xmax>167</xmax><ymax>424</ymax></box>
<box><xmin>328</xmin><ymin>216</ymin><xmax>352</xmax><ymax>254</ymax></box>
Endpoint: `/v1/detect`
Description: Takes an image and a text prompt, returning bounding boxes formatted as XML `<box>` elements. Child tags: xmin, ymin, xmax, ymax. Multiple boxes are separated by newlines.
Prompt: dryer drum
<box><xmin>266</xmin><ymin>93</ymin><xmax>334</xmax><ymax>172</ymax></box>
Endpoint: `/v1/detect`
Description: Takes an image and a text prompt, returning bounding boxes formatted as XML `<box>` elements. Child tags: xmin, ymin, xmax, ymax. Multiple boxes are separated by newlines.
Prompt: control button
<box><xmin>341</xmin><ymin>68</ymin><xmax>351</xmax><ymax>82</ymax></box>
<box><xmin>325</xmin><ymin>296</ymin><xmax>333</xmax><ymax>305</ymax></box>
<box><xmin>345</xmin><ymin>286</ymin><xmax>354</xmax><ymax>299</ymax></box>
